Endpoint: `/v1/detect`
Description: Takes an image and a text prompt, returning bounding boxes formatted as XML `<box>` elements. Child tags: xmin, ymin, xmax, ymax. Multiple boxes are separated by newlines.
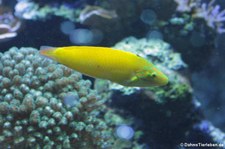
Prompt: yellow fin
<box><xmin>130</xmin><ymin>76</ymin><xmax>138</xmax><ymax>82</ymax></box>
<box><xmin>39</xmin><ymin>46</ymin><xmax>56</xmax><ymax>60</ymax></box>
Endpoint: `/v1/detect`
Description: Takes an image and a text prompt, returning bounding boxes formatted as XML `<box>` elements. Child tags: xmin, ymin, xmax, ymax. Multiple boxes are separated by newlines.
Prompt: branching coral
<box><xmin>174</xmin><ymin>0</ymin><xmax>225</xmax><ymax>33</ymax></box>
<box><xmin>0</xmin><ymin>47</ymin><xmax>142</xmax><ymax>149</ymax></box>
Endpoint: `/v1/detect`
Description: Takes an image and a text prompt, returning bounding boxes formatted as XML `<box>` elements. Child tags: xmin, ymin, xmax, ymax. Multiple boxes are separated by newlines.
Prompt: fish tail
<box><xmin>39</xmin><ymin>46</ymin><xmax>56</xmax><ymax>60</ymax></box>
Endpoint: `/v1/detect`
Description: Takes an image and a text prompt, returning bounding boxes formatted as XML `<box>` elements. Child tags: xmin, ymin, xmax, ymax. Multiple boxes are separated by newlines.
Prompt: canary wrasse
<box><xmin>40</xmin><ymin>46</ymin><xmax>168</xmax><ymax>87</ymax></box>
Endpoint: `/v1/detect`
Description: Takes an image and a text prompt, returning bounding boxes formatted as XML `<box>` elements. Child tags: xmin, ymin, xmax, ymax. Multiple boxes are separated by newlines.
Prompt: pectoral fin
<box><xmin>130</xmin><ymin>75</ymin><xmax>139</xmax><ymax>82</ymax></box>
<box><xmin>126</xmin><ymin>71</ymin><xmax>144</xmax><ymax>84</ymax></box>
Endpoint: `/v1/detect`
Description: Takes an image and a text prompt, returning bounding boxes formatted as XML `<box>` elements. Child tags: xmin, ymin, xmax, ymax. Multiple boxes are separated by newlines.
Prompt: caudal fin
<box><xmin>39</xmin><ymin>46</ymin><xmax>56</xmax><ymax>60</ymax></box>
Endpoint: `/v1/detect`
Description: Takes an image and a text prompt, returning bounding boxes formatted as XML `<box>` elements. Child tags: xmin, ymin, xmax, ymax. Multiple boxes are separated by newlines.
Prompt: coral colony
<box><xmin>0</xmin><ymin>47</ymin><xmax>142</xmax><ymax>148</ymax></box>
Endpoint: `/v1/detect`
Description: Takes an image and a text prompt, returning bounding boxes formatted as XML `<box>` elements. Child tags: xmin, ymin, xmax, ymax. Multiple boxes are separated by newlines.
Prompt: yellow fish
<box><xmin>40</xmin><ymin>46</ymin><xmax>168</xmax><ymax>87</ymax></box>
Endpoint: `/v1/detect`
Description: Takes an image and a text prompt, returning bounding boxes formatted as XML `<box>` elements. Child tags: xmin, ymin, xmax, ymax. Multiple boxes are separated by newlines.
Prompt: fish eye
<box><xmin>151</xmin><ymin>72</ymin><xmax>157</xmax><ymax>78</ymax></box>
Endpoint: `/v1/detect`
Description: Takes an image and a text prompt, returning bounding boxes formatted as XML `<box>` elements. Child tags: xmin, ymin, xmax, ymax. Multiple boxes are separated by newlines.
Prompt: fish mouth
<box><xmin>154</xmin><ymin>70</ymin><xmax>169</xmax><ymax>86</ymax></box>
<box><xmin>159</xmin><ymin>75</ymin><xmax>169</xmax><ymax>86</ymax></box>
